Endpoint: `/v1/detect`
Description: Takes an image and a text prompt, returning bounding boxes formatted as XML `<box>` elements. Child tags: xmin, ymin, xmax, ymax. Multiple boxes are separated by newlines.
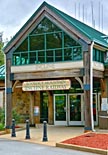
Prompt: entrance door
<box><xmin>54</xmin><ymin>94</ymin><xmax>67</xmax><ymax>125</ymax></box>
<box><xmin>68</xmin><ymin>94</ymin><xmax>83</xmax><ymax>125</ymax></box>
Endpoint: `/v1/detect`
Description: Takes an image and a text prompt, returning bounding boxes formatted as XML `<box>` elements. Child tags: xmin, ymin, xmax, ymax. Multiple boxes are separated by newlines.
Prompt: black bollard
<box><xmin>11</xmin><ymin>119</ymin><xmax>16</xmax><ymax>137</ymax></box>
<box><xmin>42</xmin><ymin>121</ymin><xmax>48</xmax><ymax>142</ymax></box>
<box><xmin>25</xmin><ymin>120</ymin><xmax>30</xmax><ymax>139</ymax></box>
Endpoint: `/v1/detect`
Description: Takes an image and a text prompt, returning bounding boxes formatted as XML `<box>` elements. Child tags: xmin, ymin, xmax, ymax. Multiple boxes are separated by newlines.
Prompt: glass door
<box><xmin>54</xmin><ymin>94</ymin><xmax>67</xmax><ymax>125</ymax></box>
<box><xmin>68</xmin><ymin>94</ymin><xmax>83</xmax><ymax>125</ymax></box>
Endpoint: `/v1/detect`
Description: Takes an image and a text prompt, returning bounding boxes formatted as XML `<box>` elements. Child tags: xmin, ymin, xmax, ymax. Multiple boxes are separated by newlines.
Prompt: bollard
<box><xmin>11</xmin><ymin>119</ymin><xmax>16</xmax><ymax>137</ymax></box>
<box><xmin>25</xmin><ymin>120</ymin><xmax>30</xmax><ymax>139</ymax></box>
<box><xmin>42</xmin><ymin>121</ymin><xmax>48</xmax><ymax>142</ymax></box>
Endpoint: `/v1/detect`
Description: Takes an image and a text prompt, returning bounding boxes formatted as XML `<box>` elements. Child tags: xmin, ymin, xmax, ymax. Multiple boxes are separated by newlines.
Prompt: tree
<box><xmin>0</xmin><ymin>41</ymin><xmax>4</xmax><ymax>65</ymax></box>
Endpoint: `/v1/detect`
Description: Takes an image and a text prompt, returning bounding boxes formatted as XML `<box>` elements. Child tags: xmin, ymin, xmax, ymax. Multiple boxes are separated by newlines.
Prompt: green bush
<box><xmin>12</xmin><ymin>108</ymin><xmax>21</xmax><ymax>124</ymax></box>
<box><xmin>0</xmin><ymin>108</ymin><xmax>5</xmax><ymax>125</ymax></box>
<box><xmin>0</xmin><ymin>123</ymin><xmax>4</xmax><ymax>131</ymax></box>
<box><xmin>0</xmin><ymin>108</ymin><xmax>21</xmax><ymax>126</ymax></box>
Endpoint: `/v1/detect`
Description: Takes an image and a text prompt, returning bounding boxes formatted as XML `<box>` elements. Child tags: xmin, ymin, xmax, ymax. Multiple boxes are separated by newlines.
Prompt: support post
<box><xmin>25</xmin><ymin>120</ymin><xmax>30</xmax><ymax>139</ymax></box>
<box><xmin>42</xmin><ymin>121</ymin><xmax>48</xmax><ymax>142</ymax></box>
<box><xmin>11</xmin><ymin>119</ymin><xmax>16</xmax><ymax>137</ymax></box>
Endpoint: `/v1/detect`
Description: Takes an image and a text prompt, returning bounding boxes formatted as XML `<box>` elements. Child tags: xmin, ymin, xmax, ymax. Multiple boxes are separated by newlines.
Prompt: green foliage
<box><xmin>0</xmin><ymin>108</ymin><xmax>5</xmax><ymax>125</ymax></box>
<box><xmin>0</xmin><ymin>42</ymin><xmax>4</xmax><ymax>65</ymax></box>
<box><xmin>0</xmin><ymin>108</ymin><xmax>21</xmax><ymax>126</ymax></box>
<box><xmin>0</xmin><ymin>123</ymin><xmax>4</xmax><ymax>131</ymax></box>
<box><xmin>12</xmin><ymin>108</ymin><xmax>21</xmax><ymax>124</ymax></box>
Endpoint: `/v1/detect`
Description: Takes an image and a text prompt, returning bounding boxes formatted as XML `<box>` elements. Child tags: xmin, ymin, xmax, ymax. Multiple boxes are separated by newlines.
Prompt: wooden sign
<box><xmin>22</xmin><ymin>79</ymin><xmax>71</xmax><ymax>91</ymax></box>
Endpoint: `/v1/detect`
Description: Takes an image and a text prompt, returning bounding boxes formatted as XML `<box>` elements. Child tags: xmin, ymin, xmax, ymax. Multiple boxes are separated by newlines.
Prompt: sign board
<box><xmin>22</xmin><ymin>79</ymin><xmax>71</xmax><ymax>91</ymax></box>
<box><xmin>101</xmin><ymin>98</ymin><xmax>108</xmax><ymax>111</ymax></box>
<box><xmin>34</xmin><ymin>106</ymin><xmax>39</xmax><ymax>116</ymax></box>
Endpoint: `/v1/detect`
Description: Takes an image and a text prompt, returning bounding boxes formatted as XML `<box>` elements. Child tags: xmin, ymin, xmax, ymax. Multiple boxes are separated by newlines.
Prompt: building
<box><xmin>3</xmin><ymin>2</ymin><xmax>108</xmax><ymax>131</ymax></box>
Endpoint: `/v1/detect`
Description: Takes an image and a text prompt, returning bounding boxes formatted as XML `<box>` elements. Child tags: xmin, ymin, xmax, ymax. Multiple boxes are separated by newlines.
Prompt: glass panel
<box><xmin>55</xmin><ymin>50</ymin><xmax>62</xmax><ymax>62</ymax></box>
<box><xmin>64</xmin><ymin>33</ymin><xmax>80</xmax><ymax>47</ymax></box>
<box><xmin>46</xmin><ymin>50</ymin><xmax>54</xmax><ymax>62</ymax></box>
<box><xmin>29</xmin><ymin>51</ymin><xmax>36</xmax><ymax>64</ymax></box>
<box><xmin>73</xmin><ymin>47</ymin><xmax>82</xmax><ymax>60</ymax></box>
<box><xmin>38</xmin><ymin>51</ymin><xmax>45</xmax><ymax>63</ymax></box>
<box><xmin>30</xmin><ymin>35</ymin><xmax>44</xmax><ymax>51</ymax></box>
<box><xmin>21</xmin><ymin>53</ymin><xmax>29</xmax><ymax>65</ymax></box>
<box><xmin>13</xmin><ymin>54</ymin><xmax>21</xmax><ymax>65</ymax></box>
<box><xmin>31</xmin><ymin>17</ymin><xmax>61</xmax><ymax>34</ymax></box>
<box><xmin>55</xmin><ymin>95</ymin><xmax>66</xmax><ymax>121</ymax></box>
<box><xmin>15</xmin><ymin>38</ymin><xmax>28</xmax><ymax>52</ymax></box>
<box><xmin>69</xmin><ymin>95</ymin><xmax>81</xmax><ymax>121</ymax></box>
<box><xmin>46</xmin><ymin>32</ymin><xmax>62</xmax><ymax>49</ymax></box>
<box><xmin>64</xmin><ymin>48</ymin><xmax>73</xmax><ymax>61</ymax></box>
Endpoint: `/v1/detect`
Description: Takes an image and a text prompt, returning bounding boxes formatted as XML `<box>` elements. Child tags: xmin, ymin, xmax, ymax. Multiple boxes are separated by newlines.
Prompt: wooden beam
<box><xmin>93</xmin><ymin>70</ymin><xmax>104</xmax><ymax>78</ymax></box>
<box><xmin>13</xmin><ymin>69</ymin><xmax>83</xmax><ymax>80</ymax></box>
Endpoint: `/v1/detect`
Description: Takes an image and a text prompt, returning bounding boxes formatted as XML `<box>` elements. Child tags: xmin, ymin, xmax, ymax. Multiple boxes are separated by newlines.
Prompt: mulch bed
<box><xmin>61</xmin><ymin>132</ymin><xmax>108</xmax><ymax>150</ymax></box>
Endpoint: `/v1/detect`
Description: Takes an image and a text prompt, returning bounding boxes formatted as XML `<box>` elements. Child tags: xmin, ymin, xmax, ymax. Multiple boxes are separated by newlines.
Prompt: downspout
<box><xmin>90</xmin><ymin>41</ymin><xmax>94</xmax><ymax>131</ymax></box>
<box><xmin>4</xmin><ymin>54</ymin><xmax>7</xmax><ymax>127</ymax></box>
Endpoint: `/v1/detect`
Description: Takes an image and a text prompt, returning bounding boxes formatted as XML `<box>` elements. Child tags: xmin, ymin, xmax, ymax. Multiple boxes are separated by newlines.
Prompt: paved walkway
<box><xmin>0</xmin><ymin>124</ymin><xmax>108</xmax><ymax>147</ymax></box>
<box><xmin>0</xmin><ymin>125</ymin><xmax>85</xmax><ymax>146</ymax></box>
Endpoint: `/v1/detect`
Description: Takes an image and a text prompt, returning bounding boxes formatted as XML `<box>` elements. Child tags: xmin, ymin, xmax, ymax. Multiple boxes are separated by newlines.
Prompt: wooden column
<box><xmin>47</xmin><ymin>91</ymin><xmax>54</xmax><ymax>125</ymax></box>
<box><xmin>34</xmin><ymin>91</ymin><xmax>40</xmax><ymax>124</ymax></box>
<box><xmin>29</xmin><ymin>92</ymin><xmax>35</xmax><ymax>125</ymax></box>
<box><xmin>101</xmin><ymin>79</ymin><xmax>107</xmax><ymax>98</ymax></box>
<box><xmin>5</xmin><ymin>59</ymin><xmax>12</xmax><ymax>128</ymax></box>
<box><xmin>83</xmin><ymin>43</ymin><xmax>93</xmax><ymax>132</ymax></box>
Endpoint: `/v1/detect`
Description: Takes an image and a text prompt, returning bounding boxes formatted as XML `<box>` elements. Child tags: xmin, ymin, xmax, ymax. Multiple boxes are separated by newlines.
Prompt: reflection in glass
<box><xmin>69</xmin><ymin>95</ymin><xmax>81</xmax><ymax>121</ymax></box>
<box><xmin>55</xmin><ymin>95</ymin><xmax>66</xmax><ymax>121</ymax></box>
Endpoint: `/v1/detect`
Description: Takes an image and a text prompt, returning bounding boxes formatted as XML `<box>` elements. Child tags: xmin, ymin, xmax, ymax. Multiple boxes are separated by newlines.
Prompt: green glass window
<box><xmin>93</xmin><ymin>48</ymin><xmax>104</xmax><ymax>63</ymax></box>
<box><xmin>29</xmin><ymin>51</ymin><xmax>36</xmax><ymax>64</ymax></box>
<box><xmin>31</xmin><ymin>18</ymin><xmax>61</xmax><ymax>34</ymax></box>
<box><xmin>64</xmin><ymin>33</ymin><xmax>79</xmax><ymax>47</ymax></box>
<box><xmin>55</xmin><ymin>49</ymin><xmax>62</xmax><ymax>62</ymax></box>
<box><xmin>13</xmin><ymin>17</ymin><xmax>82</xmax><ymax>66</ymax></box>
<box><xmin>29</xmin><ymin>35</ymin><xmax>44</xmax><ymax>51</ymax></box>
<box><xmin>64</xmin><ymin>48</ymin><xmax>72</xmax><ymax>61</ymax></box>
<box><xmin>46</xmin><ymin>50</ymin><xmax>54</xmax><ymax>62</ymax></box>
<box><xmin>38</xmin><ymin>51</ymin><xmax>45</xmax><ymax>63</ymax></box>
<box><xmin>73</xmin><ymin>47</ymin><xmax>82</xmax><ymax>60</ymax></box>
<box><xmin>13</xmin><ymin>54</ymin><xmax>21</xmax><ymax>65</ymax></box>
<box><xmin>15</xmin><ymin>38</ymin><xmax>28</xmax><ymax>52</ymax></box>
<box><xmin>46</xmin><ymin>32</ymin><xmax>62</xmax><ymax>49</ymax></box>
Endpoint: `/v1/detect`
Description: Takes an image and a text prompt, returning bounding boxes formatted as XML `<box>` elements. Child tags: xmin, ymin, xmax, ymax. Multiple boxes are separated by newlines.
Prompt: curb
<box><xmin>56</xmin><ymin>142</ymin><xmax>108</xmax><ymax>155</ymax></box>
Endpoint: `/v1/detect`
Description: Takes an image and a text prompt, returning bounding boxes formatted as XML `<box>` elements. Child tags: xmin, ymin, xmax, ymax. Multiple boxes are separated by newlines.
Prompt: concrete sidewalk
<box><xmin>0</xmin><ymin>125</ymin><xmax>84</xmax><ymax>146</ymax></box>
<box><xmin>0</xmin><ymin>125</ymin><xmax>108</xmax><ymax>147</ymax></box>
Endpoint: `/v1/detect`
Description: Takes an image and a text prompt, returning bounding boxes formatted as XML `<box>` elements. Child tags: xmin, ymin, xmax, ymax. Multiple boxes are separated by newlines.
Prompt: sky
<box><xmin>0</xmin><ymin>0</ymin><xmax>108</xmax><ymax>42</ymax></box>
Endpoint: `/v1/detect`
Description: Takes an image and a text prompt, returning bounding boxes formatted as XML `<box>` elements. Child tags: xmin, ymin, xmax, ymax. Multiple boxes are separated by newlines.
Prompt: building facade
<box><xmin>3</xmin><ymin>2</ymin><xmax>108</xmax><ymax>131</ymax></box>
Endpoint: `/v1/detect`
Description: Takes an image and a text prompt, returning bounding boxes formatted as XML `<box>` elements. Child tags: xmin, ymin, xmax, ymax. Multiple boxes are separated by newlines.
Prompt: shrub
<box><xmin>0</xmin><ymin>108</ymin><xmax>21</xmax><ymax>126</ymax></box>
<box><xmin>0</xmin><ymin>123</ymin><xmax>4</xmax><ymax>131</ymax></box>
<box><xmin>0</xmin><ymin>108</ymin><xmax>5</xmax><ymax>125</ymax></box>
<box><xmin>12</xmin><ymin>108</ymin><xmax>21</xmax><ymax>124</ymax></box>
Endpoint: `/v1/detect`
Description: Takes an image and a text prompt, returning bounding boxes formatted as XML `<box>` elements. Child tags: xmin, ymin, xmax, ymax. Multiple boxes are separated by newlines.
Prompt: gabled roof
<box><xmin>3</xmin><ymin>1</ymin><xmax>108</xmax><ymax>53</ymax></box>
<box><xmin>0</xmin><ymin>65</ymin><xmax>5</xmax><ymax>80</ymax></box>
